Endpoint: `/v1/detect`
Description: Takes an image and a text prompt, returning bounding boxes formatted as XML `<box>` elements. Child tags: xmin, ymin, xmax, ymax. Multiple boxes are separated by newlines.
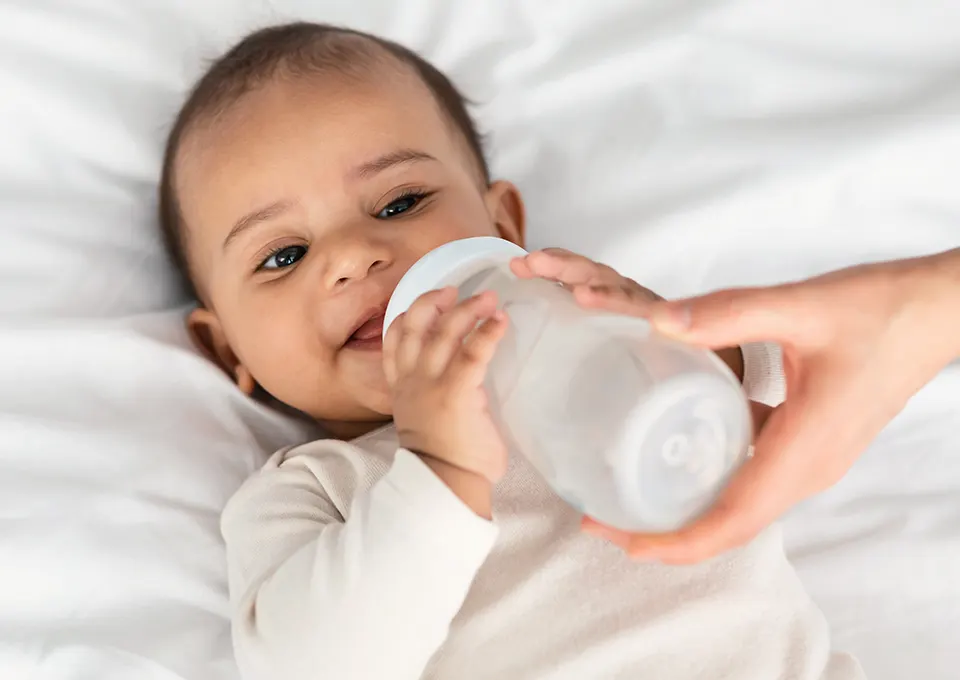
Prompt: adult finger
<box><xmin>510</xmin><ymin>249</ymin><xmax>621</xmax><ymax>288</ymax></box>
<box><xmin>571</xmin><ymin>283</ymin><xmax>659</xmax><ymax>316</ymax></box>
<box><xmin>647</xmin><ymin>285</ymin><xmax>812</xmax><ymax>350</ymax></box>
<box><xmin>421</xmin><ymin>291</ymin><xmax>499</xmax><ymax>376</ymax></box>
<box><xmin>616</xmin><ymin>399</ymin><xmax>814</xmax><ymax>563</ymax></box>
<box><xmin>580</xmin><ymin>517</ymin><xmax>634</xmax><ymax>551</ymax></box>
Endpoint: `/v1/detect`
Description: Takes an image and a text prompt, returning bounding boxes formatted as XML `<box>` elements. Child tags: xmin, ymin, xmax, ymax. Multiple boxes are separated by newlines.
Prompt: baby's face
<box><xmin>176</xmin><ymin>67</ymin><xmax>523</xmax><ymax>434</ymax></box>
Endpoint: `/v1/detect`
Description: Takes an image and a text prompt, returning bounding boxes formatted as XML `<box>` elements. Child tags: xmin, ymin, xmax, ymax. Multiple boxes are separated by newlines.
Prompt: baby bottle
<box><xmin>383</xmin><ymin>237</ymin><xmax>752</xmax><ymax>532</ymax></box>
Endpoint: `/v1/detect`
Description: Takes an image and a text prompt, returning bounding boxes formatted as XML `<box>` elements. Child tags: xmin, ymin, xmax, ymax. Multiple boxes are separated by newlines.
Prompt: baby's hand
<box><xmin>383</xmin><ymin>287</ymin><xmax>509</xmax><ymax>487</ymax></box>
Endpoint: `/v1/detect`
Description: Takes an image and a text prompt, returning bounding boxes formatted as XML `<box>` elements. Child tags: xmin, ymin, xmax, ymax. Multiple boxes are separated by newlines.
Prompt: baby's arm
<box><xmin>222</xmin><ymin>442</ymin><xmax>497</xmax><ymax>680</ymax></box>
<box><xmin>223</xmin><ymin>290</ymin><xmax>513</xmax><ymax>680</ymax></box>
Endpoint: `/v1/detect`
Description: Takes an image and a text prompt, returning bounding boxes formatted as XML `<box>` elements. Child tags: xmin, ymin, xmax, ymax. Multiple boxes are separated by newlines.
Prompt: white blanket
<box><xmin>1</xmin><ymin>1</ymin><xmax>958</xmax><ymax>678</ymax></box>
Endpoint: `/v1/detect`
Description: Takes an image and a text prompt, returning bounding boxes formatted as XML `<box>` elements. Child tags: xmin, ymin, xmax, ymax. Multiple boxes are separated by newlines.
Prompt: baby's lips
<box><xmin>342</xmin><ymin>298</ymin><xmax>391</xmax><ymax>346</ymax></box>
<box><xmin>351</xmin><ymin>314</ymin><xmax>385</xmax><ymax>341</ymax></box>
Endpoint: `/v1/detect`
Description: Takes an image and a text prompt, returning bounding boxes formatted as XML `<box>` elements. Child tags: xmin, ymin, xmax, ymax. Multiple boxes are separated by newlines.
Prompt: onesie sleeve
<box><xmin>222</xmin><ymin>444</ymin><xmax>498</xmax><ymax>680</ymax></box>
<box><xmin>739</xmin><ymin>342</ymin><xmax>787</xmax><ymax>406</ymax></box>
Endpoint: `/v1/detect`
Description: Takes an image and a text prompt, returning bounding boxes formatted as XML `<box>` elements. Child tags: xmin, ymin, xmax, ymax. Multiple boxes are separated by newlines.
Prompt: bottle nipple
<box><xmin>658</xmin><ymin>399</ymin><xmax>728</xmax><ymax>490</ymax></box>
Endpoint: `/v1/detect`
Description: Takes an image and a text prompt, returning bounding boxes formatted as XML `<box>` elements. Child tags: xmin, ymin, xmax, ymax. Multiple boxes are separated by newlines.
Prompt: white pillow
<box><xmin>0</xmin><ymin>3</ymin><xmax>316</xmax><ymax>678</ymax></box>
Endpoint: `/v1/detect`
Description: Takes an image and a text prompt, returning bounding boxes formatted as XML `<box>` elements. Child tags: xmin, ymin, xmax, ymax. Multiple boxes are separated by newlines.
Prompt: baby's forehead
<box><xmin>181</xmin><ymin>74</ymin><xmax>455</xmax><ymax>192</ymax></box>
<box><xmin>187</xmin><ymin>56</ymin><xmax>456</xmax><ymax>159</ymax></box>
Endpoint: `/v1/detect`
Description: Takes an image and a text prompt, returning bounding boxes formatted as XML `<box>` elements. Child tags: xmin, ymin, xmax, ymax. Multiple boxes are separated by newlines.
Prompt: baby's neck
<box><xmin>322</xmin><ymin>417</ymin><xmax>392</xmax><ymax>441</ymax></box>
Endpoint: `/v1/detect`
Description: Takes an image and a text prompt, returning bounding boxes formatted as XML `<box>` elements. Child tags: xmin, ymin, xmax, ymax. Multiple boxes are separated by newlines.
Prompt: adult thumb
<box><xmin>648</xmin><ymin>285</ymin><xmax>802</xmax><ymax>349</ymax></box>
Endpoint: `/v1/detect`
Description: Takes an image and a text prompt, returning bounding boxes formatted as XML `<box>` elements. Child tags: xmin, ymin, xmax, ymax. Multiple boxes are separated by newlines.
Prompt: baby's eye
<box><xmin>377</xmin><ymin>193</ymin><xmax>424</xmax><ymax>219</ymax></box>
<box><xmin>260</xmin><ymin>245</ymin><xmax>307</xmax><ymax>271</ymax></box>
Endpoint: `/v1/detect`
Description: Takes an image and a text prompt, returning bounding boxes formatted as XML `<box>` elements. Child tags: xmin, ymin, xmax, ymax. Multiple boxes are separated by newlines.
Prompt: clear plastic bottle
<box><xmin>383</xmin><ymin>237</ymin><xmax>752</xmax><ymax>532</ymax></box>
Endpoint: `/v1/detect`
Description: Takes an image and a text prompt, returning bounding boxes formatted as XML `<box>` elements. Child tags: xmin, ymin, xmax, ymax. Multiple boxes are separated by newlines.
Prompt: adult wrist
<box><xmin>920</xmin><ymin>248</ymin><xmax>960</xmax><ymax>357</ymax></box>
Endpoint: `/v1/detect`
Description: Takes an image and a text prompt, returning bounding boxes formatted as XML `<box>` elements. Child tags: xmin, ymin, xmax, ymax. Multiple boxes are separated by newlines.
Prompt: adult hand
<box><xmin>510</xmin><ymin>247</ymin><xmax>746</xmax><ymax>380</ymax></box>
<box><xmin>579</xmin><ymin>248</ymin><xmax>960</xmax><ymax>563</ymax></box>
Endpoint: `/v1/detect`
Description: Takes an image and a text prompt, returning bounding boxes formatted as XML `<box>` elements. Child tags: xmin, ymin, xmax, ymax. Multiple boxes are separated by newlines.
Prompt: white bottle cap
<box><xmin>383</xmin><ymin>237</ymin><xmax>528</xmax><ymax>338</ymax></box>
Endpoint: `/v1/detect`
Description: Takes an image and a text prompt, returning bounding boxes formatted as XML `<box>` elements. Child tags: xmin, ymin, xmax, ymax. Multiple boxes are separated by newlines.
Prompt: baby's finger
<box><xmin>421</xmin><ymin>291</ymin><xmax>499</xmax><ymax>376</ymax></box>
<box><xmin>382</xmin><ymin>312</ymin><xmax>404</xmax><ymax>386</ymax></box>
<box><xmin>511</xmin><ymin>249</ymin><xmax>621</xmax><ymax>288</ymax></box>
<box><xmin>395</xmin><ymin>287</ymin><xmax>458</xmax><ymax>374</ymax></box>
<box><xmin>449</xmin><ymin>311</ymin><xmax>507</xmax><ymax>385</ymax></box>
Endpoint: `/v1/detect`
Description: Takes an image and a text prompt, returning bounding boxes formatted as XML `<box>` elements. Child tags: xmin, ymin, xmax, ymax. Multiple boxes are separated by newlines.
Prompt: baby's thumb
<box><xmin>649</xmin><ymin>285</ymin><xmax>800</xmax><ymax>349</ymax></box>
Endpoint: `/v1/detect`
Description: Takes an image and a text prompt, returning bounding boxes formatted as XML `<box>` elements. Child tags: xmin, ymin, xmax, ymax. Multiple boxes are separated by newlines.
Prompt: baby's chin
<box><xmin>309</xmin><ymin>372</ymin><xmax>393</xmax><ymax>440</ymax></box>
<box><xmin>351</xmin><ymin>359</ymin><xmax>393</xmax><ymax>417</ymax></box>
<box><xmin>364</xmin><ymin>388</ymin><xmax>393</xmax><ymax>418</ymax></box>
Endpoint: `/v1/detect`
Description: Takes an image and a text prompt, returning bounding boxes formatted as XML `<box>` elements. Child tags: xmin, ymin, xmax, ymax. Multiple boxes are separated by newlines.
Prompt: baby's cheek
<box><xmin>242</xmin><ymin>329</ymin><xmax>325</xmax><ymax>411</ymax></box>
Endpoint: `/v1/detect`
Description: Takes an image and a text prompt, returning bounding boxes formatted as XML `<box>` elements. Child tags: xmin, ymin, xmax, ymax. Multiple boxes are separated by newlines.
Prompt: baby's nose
<box><xmin>323</xmin><ymin>242</ymin><xmax>390</xmax><ymax>290</ymax></box>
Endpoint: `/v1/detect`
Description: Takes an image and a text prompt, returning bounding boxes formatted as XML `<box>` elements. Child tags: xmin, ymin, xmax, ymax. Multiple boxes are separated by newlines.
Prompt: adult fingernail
<box><xmin>581</xmin><ymin>516</ymin><xmax>601</xmax><ymax>533</ymax></box>
<box><xmin>581</xmin><ymin>517</ymin><xmax>613</xmax><ymax>538</ymax></box>
<box><xmin>581</xmin><ymin>518</ymin><xmax>630</xmax><ymax>546</ymax></box>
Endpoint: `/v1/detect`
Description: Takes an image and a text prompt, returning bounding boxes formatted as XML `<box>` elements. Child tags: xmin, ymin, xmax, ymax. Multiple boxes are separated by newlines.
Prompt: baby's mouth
<box><xmin>344</xmin><ymin>311</ymin><xmax>386</xmax><ymax>351</ymax></box>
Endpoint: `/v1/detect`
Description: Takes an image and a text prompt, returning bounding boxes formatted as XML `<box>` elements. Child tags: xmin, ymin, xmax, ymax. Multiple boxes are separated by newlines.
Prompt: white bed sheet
<box><xmin>1</xmin><ymin>1</ymin><xmax>958</xmax><ymax>679</ymax></box>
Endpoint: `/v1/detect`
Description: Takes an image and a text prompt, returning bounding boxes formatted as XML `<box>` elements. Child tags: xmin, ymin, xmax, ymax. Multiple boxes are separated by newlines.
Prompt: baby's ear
<box><xmin>187</xmin><ymin>307</ymin><xmax>256</xmax><ymax>395</ymax></box>
<box><xmin>485</xmin><ymin>180</ymin><xmax>526</xmax><ymax>248</ymax></box>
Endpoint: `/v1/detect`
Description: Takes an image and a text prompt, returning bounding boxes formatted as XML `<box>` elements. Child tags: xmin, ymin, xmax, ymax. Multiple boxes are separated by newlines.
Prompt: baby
<box><xmin>160</xmin><ymin>22</ymin><xmax>863</xmax><ymax>680</ymax></box>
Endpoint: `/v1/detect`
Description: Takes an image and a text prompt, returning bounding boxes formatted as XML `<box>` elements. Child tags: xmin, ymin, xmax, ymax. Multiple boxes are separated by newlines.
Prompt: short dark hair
<box><xmin>158</xmin><ymin>22</ymin><xmax>490</xmax><ymax>299</ymax></box>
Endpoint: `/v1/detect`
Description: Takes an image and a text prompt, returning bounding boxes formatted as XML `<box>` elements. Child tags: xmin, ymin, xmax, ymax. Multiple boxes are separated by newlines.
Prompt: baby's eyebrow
<box><xmin>223</xmin><ymin>199</ymin><xmax>296</xmax><ymax>252</ymax></box>
<box><xmin>350</xmin><ymin>149</ymin><xmax>437</xmax><ymax>181</ymax></box>
<box><xmin>221</xmin><ymin>149</ymin><xmax>435</xmax><ymax>252</ymax></box>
